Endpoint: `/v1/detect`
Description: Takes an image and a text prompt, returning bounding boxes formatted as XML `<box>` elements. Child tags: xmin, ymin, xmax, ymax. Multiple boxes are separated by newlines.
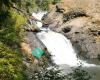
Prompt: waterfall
<box><xmin>32</xmin><ymin>12</ymin><xmax>47</xmax><ymax>28</ymax></box>
<box><xmin>32</xmin><ymin>12</ymin><xmax>95</xmax><ymax>67</ymax></box>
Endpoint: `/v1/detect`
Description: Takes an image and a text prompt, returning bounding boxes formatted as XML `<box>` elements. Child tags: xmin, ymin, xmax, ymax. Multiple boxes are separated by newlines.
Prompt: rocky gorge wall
<box><xmin>42</xmin><ymin>0</ymin><xmax>100</xmax><ymax>59</ymax></box>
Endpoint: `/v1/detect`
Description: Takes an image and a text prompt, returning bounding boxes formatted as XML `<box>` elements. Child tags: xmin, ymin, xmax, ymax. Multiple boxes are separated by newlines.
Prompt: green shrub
<box><xmin>35</xmin><ymin>0</ymin><xmax>51</xmax><ymax>11</ymax></box>
<box><xmin>0</xmin><ymin>42</ymin><xmax>26</xmax><ymax>80</ymax></box>
<box><xmin>0</xmin><ymin>6</ymin><xmax>27</xmax><ymax>80</ymax></box>
<box><xmin>52</xmin><ymin>0</ymin><xmax>61</xmax><ymax>4</ymax></box>
<box><xmin>0</xmin><ymin>9</ymin><xmax>26</xmax><ymax>48</ymax></box>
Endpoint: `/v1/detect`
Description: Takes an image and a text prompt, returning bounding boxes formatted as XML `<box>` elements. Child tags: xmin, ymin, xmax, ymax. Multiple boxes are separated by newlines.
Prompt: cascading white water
<box><xmin>37</xmin><ymin>31</ymin><xmax>95</xmax><ymax>67</ymax></box>
<box><xmin>32</xmin><ymin>12</ymin><xmax>95</xmax><ymax>67</ymax></box>
<box><xmin>32</xmin><ymin>12</ymin><xmax>47</xmax><ymax>28</ymax></box>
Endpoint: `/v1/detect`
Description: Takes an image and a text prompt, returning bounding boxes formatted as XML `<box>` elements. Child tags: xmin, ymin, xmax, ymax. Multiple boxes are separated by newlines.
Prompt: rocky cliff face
<box><xmin>42</xmin><ymin>0</ymin><xmax>100</xmax><ymax>59</ymax></box>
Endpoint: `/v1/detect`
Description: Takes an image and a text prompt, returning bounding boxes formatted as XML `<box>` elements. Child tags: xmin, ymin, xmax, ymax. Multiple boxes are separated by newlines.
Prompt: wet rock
<box><xmin>25</xmin><ymin>32</ymin><xmax>45</xmax><ymax>49</ymax></box>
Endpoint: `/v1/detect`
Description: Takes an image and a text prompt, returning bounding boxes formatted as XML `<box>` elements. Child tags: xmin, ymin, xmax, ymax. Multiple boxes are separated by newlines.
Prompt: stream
<box><xmin>32</xmin><ymin>12</ymin><xmax>100</xmax><ymax>80</ymax></box>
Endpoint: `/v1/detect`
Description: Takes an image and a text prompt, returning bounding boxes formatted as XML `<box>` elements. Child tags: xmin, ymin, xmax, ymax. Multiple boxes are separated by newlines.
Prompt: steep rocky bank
<box><xmin>21</xmin><ymin>32</ymin><xmax>54</xmax><ymax>80</ymax></box>
<box><xmin>42</xmin><ymin>0</ymin><xmax>100</xmax><ymax>59</ymax></box>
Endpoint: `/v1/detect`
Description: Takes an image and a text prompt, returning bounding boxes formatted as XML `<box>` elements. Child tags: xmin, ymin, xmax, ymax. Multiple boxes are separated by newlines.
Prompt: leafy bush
<box><xmin>0</xmin><ymin>3</ymin><xmax>27</xmax><ymax>80</ymax></box>
<box><xmin>35</xmin><ymin>0</ymin><xmax>51</xmax><ymax>11</ymax></box>
<box><xmin>0</xmin><ymin>42</ymin><xmax>26</xmax><ymax>80</ymax></box>
<box><xmin>52</xmin><ymin>0</ymin><xmax>61</xmax><ymax>4</ymax></box>
<box><xmin>0</xmin><ymin>9</ymin><xmax>26</xmax><ymax>48</ymax></box>
<box><xmin>35</xmin><ymin>0</ymin><xmax>61</xmax><ymax>11</ymax></box>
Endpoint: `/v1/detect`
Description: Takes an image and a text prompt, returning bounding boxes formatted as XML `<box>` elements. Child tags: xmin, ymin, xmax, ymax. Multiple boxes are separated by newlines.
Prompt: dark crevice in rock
<box><xmin>89</xmin><ymin>29</ymin><xmax>97</xmax><ymax>32</ymax></box>
<box><xmin>75</xmin><ymin>32</ymin><xmax>80</xmax><ymax>34</ymax></box>
<box><xmin>98</xmin><ymin>31</ymin><xmax>100</xmax><ymax>35</ymax></box>
<box><xmin>92</xmin><ymin>32</ymin><xmax>98</xmax><ymax>36</ymax></box>
<box><xmin>42</xmin><ymin>13</ymin><xmax>48</xmax><ymax>21</ymax></box>
<box><xmin>42</xmin><ymin>24</ymin><xmax>49</xmax><ymax>28</ymax></box>
<box><xmin>25</xmin><ymin>29</ymin><xmax>41</xmax><ymax>33</ymax></box>
<box><xmin>98</xmin><ymin>54</ymin><xmax>100</xmax><ymax>60</ymax></box>
<box><xmin>88</xmin><ymin>28</ymin><xmax>100</xmax><ymax>36</ymax></box>
<box><xmin>62</xmin><ymin>27</ymin><xmax>71</xmax><ymax>33</ymax></box>
<box><xmin>55</xmin><ymin>5</ymin><xmax>65</xmax><ymax>13</ymax></box>
<box><xmin>63</xmin><ymin>10</ymin><xmax>88</xmax><ymax>22</ymax></box>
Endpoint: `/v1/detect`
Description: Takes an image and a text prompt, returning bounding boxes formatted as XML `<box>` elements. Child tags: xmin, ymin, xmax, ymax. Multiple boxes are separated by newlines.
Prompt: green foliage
<box><xmin>0</xmin><ymin>0</ymin><xmax>63</xmax><ymax>80</ymax></box>
<box><xmin>0</xmin><ymin>42</ymin><xmax>26</xmax><ymax>80</ymax></box>
<box><xmin>0</xmin><ymin>0</ymin><xmax>21</xmax><ymax>12</ymax></box>
<box><xmin>11</xmin><ymin>9</ymin><xmax>27</xmax><ymax>29</ymax></box>
<box><xmin>19</xmin><ymin>0</ymin><xmax>38</xmax><ymax>13</ymax></box>
<box><xmin>52</xmin><ymin>0</ymin><xmax>61</xmax><ymax>4</ymax></box>
<box><xmin>35</xmin><ymin>0</ymin><xmax>61</xmax><ymax>11</ymax></box>
<box><xmin>0</xmin><ymin>10</ymin><xmax>10</xmax><ymax>26</ymax></box>
<box><xmin>0</xmin><ymin>9</ymin><xmax>26</xmax><ymax>48</ymax></box>
<box><xmin>0</xmin><ymin>1</ymin><xmax>27</xmax><ymax>80</ymax></box>
<box><xmin>35</xmin><ymin>0</ymin><xmax>51</xmax><ymax>11</ymax></box>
